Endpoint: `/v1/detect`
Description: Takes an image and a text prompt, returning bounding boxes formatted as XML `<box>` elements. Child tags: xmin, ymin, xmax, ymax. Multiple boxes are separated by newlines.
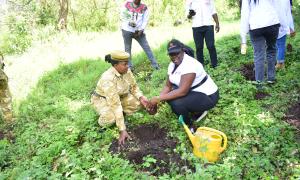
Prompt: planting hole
<box><xmin>109</xmin><ymin>123</ymin><xmax>193</xmax><ymax>176</ymax></box>
<box><xmin>285</xmin><ymin>99</ymin><xmax>300</xmax><ymax>130</ymax></box>
<box><xmin>240</xmin><ymin>63</ymin><xmax>255</xmax><ymax>81</ymax></box>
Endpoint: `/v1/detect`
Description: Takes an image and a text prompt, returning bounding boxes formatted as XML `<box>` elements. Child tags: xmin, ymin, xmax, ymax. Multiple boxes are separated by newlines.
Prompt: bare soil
<box><xmin>240</xmin><ymin>63</ymin><xmax>272</xmax><ymax>100</ymax></box>
<box><xmin>254</xmin><ymin>92</ymin><xmax>271</xmax><ymax>100</ymax></box>
<box><xmin>109</xmin><ymin>123</ymin><xmax>193</xmax><ymax>176</ymax></box>
<box><xmin>0</xmin><ymin>129</ymin><xmax>15</xmax><ymax>143</ymax></box>
<box><xmin>240</xmin><ymin>63</ymin><xmax>255</xmax><ymax>81</ymax></box>
<box><xmin>287</xmin><ymin>43</ymin><xmax>293</xmax><ymax>52</ymax></box>
<box><xmin>285</xmin><ymin>99</ymin><xmax>300</xmax><ymax>131</ymax></box>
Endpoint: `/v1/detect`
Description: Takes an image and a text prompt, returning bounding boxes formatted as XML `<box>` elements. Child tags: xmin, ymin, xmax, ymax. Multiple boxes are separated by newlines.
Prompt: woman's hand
<box><xmin>290</xmin><ymin>29</ymin><xmax>296</xmax><ymax>37</ymax></box>
<box><xmin>139</xmin><ymin>96</ymin><xmax>149</xmax><ymax>108</ymax></box>
<box><xmin>241</xmin><ymin>43</ymin><xmax>247</xmax><ymax>54</ymax></box>
<box><xmin>150</xmin><ymin>96</ymin><xmax>160</xmax><ymax>105</ymax></box>
<box><xmin>118</xmin><ymin>130</ymin><xmax>131</xmax><ymax>145</ymax></box>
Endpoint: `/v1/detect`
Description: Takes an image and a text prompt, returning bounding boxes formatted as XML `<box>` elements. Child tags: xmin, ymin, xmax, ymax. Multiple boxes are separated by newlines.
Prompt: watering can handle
<box><xmin>178</xmin><ymin>115</ymin><xmax>185</xmax><ymax>125</ymax></box>
<box><xmin>198</xmin><ymin>127</ymin><xmax>227</xmax><ymax>152</ymax></box>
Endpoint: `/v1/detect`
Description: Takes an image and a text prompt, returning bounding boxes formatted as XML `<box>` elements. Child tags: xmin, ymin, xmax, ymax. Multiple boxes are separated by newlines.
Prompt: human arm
<box><xmin>185</xmin><ymin>0</ymin><xmax>194</xmax><ymax>19</ymax></box>
<box><xmin>211</xmin><ymin>0</ymin><xmax>219</xmax><ymax>33</ymax></box>
<box><xmin>126</xmin><ymin>70</ymin><xmax>152</xmax><ymax>110</ymax></box>
<box><xmin>139</xmin><ymin>96</ymin><xmax>149</xmax><ymax>108</ymax></box>
<box><xmin>128</xmin><ymin>70</ymin><xmax>144</xmax><ymax>101</ymax></box>
<box><xmin>160</xmin><ymin>73</ymin><xmax>195</xmax><ymax>101</ymax></box>
<box><xmin>212</xmin><ymin>13</ymin><xmax>219</xmax><ymax>33</ymax></box>
<box><xmin>151</xmin><ymin>73</ymin><xmax>196</xmax><ymax>104</ymax></box>
<box><xmin>287</xmin><ymin>3</ymin><xmax>295</xmax><ymax>37</ymax></box>
<box><xmin>139</xmin><ymin>6</ymin><xmax>149</xmax><ymax>31</ymax></box>
<box><xmin>240</xmin><ymin>0</ymin><xmax>249</xmax><ymax>51</ymax></box>
<box><xmin>118</xmin><ymin>130</ymin><xmax>131</xmax><ymax>145</ymax></box>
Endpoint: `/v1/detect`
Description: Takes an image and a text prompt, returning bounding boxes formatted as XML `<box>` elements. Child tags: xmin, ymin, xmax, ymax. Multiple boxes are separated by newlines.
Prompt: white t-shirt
<box><xmin>167</xmin><ymin>54</ymin><xmax>218</xmax><ymax>95</ymax></box>
<box><xmin>240</xmin><ymin>0</ymin><xmax>280</xmax><ymax>43</ymax></box>
<box><xmin>120</xmin><ymin>1</ymin><xmax>149</xmax><ymax>32</ymax></box>
<box><xmin>185</xmin><ymin>0</ymin><xmax>217</xmax><ymax>28</ymax></box>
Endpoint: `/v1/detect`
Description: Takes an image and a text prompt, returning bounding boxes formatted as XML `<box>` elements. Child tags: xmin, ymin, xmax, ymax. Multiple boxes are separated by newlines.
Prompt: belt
<box><xmin>91</xmin><ymin>91</ymin><xmax>106</xmax><ymax>98</ymax></box>
<box><xmin>91</xmin><ymin>91</ymin><xmax>128</xmax><ymax>99</ymax></box>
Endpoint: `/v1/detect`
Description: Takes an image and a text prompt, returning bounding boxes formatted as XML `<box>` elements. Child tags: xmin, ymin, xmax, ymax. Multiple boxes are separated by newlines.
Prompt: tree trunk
<box><xmin>58</xmin><ymin>0</ymin><xmax>69</xmax><ymax>30</ymax></box>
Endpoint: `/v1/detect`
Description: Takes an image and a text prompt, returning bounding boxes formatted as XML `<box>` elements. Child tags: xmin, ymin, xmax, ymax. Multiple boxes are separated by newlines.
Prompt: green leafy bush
<box><xmin>0</xmin><ymin>14</ymin><xmax>32</xmax><ymax>54</ymax></box>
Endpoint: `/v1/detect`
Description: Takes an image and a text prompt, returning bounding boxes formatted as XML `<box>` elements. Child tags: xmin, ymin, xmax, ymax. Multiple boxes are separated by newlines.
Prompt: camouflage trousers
<box><xmin>0</xmin><ymin>88</ymin><xmax>13</xmax><ymax>122</ymax></box>
<box><xmin>91</xmin><ymin>94</ymin><xmax>141</xmax><ymax>127</ymax></box>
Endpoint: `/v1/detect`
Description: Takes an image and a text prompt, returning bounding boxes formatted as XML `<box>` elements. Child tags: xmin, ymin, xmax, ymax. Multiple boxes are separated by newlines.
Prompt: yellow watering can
<box><xmin>179</xmin><ymin>115</ymin><xmax>227</xmax><ymax>162</ymax></box>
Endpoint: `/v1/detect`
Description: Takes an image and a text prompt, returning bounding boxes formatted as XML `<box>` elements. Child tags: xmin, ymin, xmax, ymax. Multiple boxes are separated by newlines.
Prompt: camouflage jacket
<box><xmin>94</xmin><ymin>67</ymin><xmax>143</xmax><ymax>130</ymax></box>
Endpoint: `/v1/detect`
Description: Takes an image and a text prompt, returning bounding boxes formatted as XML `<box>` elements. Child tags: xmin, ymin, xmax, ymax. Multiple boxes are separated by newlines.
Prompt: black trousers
<box><xmin>192</xmin><ymin>25</ymin><xmax>218</xmax><ymax>68</ymax></box>
<box><xmin>167</xmin><ymin>90</ymin><xmax>219</xmax><ymax>127</ymax></box>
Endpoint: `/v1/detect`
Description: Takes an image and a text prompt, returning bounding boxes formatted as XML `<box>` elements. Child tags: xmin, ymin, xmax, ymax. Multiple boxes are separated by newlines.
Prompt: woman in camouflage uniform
<box><xmin>91</xmin><ymin>50</ymin><xmax>153</xmax><ymax>145</ymax></box>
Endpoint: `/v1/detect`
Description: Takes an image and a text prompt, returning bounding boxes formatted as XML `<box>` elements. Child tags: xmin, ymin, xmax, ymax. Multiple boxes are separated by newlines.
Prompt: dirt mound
<box><xmin>0</xmin><ymin>129</ymin><xmax>15</xmax><ymax>143</ymax></box>
<box><xmin>240</xmin><ymin>63</ymin><xmax>255</xmax><ymax>81</ymax></box>
<box><xmin>255</xmin><ymin>92</ymin><xmax>271</xmax><ymax>100</ymax></box>
<box><xmin>285</xmin><ymin>99</ymin><xmax>300</xmax><ymax>130</ymax></box>
<box><xmin>109</xmin><ymin>123</ymin><xmax>192</xmax><ymax>176</ymax></box>
<box><xmin>287</xmin><ymin>43</ymin><xmax>293</xmax><ymax>52</ymax></box>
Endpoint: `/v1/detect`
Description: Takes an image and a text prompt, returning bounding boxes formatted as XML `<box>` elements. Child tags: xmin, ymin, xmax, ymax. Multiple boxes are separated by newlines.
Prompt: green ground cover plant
<box><xmin>0</xmin><ymin>30</ymin><xmax>299</xmax><ymax>178</ymax></box>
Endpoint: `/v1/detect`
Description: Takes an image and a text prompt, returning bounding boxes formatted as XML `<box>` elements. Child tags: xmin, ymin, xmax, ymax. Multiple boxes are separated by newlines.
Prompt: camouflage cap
<box><xmin>110</xmin><ymin>50</ymin><xmax>129</xmax><ymax>61</ymax></box>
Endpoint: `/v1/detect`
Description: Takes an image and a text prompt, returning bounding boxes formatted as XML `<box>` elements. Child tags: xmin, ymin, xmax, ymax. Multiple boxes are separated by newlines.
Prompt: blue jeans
<box><xmin>276</xmin><ymin>35</ymin><xmax>287</xmax><ymax>63</ymax></box>
<box><xmin>122</xmin><ymin>29</ymin><xmax>159</xmax><ymax>69</ymax></box>
<box><xmin>192</xmin><ymin>25</ymin><xmax>218</xmax><ymax>68</ymax></box>
<box><xmin>250</xmin><ymin>24</ymin><xmax>279</xmax><ymax>82</ymax></box>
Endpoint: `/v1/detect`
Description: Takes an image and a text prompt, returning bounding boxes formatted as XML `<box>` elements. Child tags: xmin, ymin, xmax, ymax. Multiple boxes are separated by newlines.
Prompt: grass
<box><xmin>1</xmin><ymin>23</ymin><xmax>300</xmax><ymax>179</ymax></box>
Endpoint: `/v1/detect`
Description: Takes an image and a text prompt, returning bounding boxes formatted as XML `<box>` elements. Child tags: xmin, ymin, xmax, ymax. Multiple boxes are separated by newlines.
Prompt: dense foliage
<box><xmin>0</xmin><ymin>16</ymin><xmax>299</xmax><ymax>178</ymax></box>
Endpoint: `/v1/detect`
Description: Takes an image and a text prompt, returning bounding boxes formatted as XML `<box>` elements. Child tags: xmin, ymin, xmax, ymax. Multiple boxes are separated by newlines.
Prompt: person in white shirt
<box><xmin>240</xmin><ymin>0</ymin><xmax>280</xmax><ymax>89</ymax></box>
<box><xmin>120</xmin><ymin>0</ymin><xmax>159</xmax><ymax>70</ymax></box>
<box><xmin>149</xmin><ymin>39</ymin><xmax>219</xmax><ymax>132</ymax></box>
<box><xmin>275</xmin><ymin>0</ymin><xmax>295</xmax><ymax>69</ymax></box>
<box><xmin>186</xmin><ymin>0</ymin><xmax>220</xmax><ymax>68</ymax></box>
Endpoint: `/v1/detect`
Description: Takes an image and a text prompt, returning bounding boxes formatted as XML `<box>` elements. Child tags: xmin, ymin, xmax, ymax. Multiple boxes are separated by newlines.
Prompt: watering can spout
<box><xmin>179</xmin><ymin>115</ymin><xmax>196</xmax><ymax>146</ymax></box>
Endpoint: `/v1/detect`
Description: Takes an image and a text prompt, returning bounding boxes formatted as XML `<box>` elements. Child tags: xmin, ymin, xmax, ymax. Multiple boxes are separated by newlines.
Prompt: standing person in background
<box><xmin>186</xmin><ymin>0</ymin><xmax>220</xmax><ymax>68</ymax></box>
<box><xmin>240</xmin><ymin>0</ymin><xmax>248</xmax><ymax>55</ymax></box>
<box><xmin>0</xmin><ymin>53</ymin><xmax>13</xmax><ymax>122</ymax></box>
<box><xmin>240</xmin><ymin>0</ymin><xmax>280</xmax><ymax>90</ymax></box>
<box><xmin>275</xmin><ymin>0</ymin><xmax>295</xmax><ymax>69</ymax></box>
<box><xmin>120</xmin><ymin>0</ymin><xmax>160</xmax><ymax>71</ymax></box>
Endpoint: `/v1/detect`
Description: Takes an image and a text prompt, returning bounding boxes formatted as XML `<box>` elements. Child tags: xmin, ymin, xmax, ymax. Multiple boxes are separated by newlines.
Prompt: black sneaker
<box><xmin>188</xmin><ymin>124</ymin><xmax>197</xmax><ymax>134</ymax></box>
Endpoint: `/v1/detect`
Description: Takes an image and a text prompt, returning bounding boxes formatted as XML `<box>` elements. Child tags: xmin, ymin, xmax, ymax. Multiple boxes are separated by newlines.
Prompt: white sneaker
<box><xmin>189</xmin><ymin>127</ymin><xmax>195</xmax><ymax>134</ymax></box>
<box><xmin>195</xmin><ymin>111</ymin><xmax>208</xmax><ymax>122</ymax></box>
